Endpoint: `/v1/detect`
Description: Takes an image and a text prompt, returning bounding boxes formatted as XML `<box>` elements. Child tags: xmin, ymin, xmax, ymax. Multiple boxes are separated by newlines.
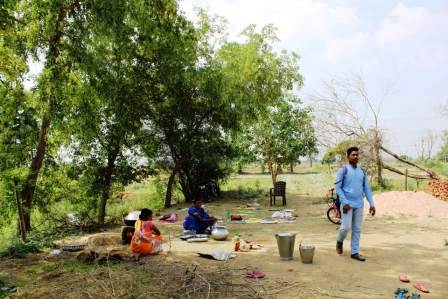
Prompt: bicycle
<box><xmin>326</xmin><ymin>188</ymin><xmax>341</xmax><ymax>225</ymax></box>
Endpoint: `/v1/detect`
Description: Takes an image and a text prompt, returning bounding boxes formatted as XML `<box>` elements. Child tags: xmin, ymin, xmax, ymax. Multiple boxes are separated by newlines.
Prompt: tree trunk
<box><xmin>374</xmin><ymin>138</ymin><xmax>384</xmax><ymax>187</ymax></box>
<box><xmin>309</xmin><ymin>154</ymin><xmax>313</xmax><ymax>167</ymax></box>
<box><xmin>237</xmin><ymin>163</ymin><xmax>243</xmax><ymax>174</ymax></box>
<box><xmin>164</xmin><ymin>166</ymin><xmax>178</xmax><ymax>208</ymax></box>
<box><xmin>19</xmin><ymin>4</ymin><xmax>66</xmax><ymax>232</ymax></box>
<box><xmin>15</xmin><ymin>184</ymin><xmax>27</xmax><ymax>242</ymax></box>
<box><xmin>98</xmin><ymin>149</ymin><xmax>119</xmax><ymax>226</ymax></box>
<box><xmin>268</xmin><ymin>159</ymin><xmax>278</xmax><ymax>186</ymax></box>
<box><xmin>21</xmin><ymin>115</ymin><xmax>50</xmax><ymax>231</ymax></box>
<box><xmin>289</xmin><ymin>163</ymin><xmax>294</xmax><ymax>173</ymax></box>
<box><xmin>178</xmin><ymin>172</ymin><xmax>194</xmax><ymax>202</ymax></box>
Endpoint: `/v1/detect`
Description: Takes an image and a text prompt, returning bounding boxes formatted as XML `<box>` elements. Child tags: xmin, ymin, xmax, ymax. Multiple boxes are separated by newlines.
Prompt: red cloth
<box><xmin>141</xmin><ymin>220</ymin><xmax>155</xmax><ymax>233</ymax></box>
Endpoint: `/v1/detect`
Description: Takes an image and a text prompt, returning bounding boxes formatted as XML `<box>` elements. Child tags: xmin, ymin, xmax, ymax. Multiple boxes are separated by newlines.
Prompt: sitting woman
<box><xmin>130</xmin><ymin>208</ymin><xmax>163</xmax><ymax>255</ymax></box>
<box><xmin>183</xmin><ymin>199</ymin><xmax>217</xmax><ymax>234</ymax></box>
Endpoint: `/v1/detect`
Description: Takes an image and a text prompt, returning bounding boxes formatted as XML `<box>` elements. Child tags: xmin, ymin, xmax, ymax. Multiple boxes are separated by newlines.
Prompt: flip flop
<box><xmin>246</xmin><ymin>271</ymin><xmax>266</xmax><ymax>279</ymax></box>
<box><xmin>413</xmin><ymin>281</ymin><xmax>430</xmax><ymax>293</ymax></box>
<box><xmin>399</xmin><ymin>274</ymin><xmax>410</xmax><ymax>283</ymax></box>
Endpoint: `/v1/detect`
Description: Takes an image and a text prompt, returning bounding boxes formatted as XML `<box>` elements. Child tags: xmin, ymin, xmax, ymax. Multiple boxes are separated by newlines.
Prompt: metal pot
<box><xmin>211</xmin><ymin>226</ymin><xmax>229</xmax><ymax>241</ymax></box>
<box><xmin>123</xmin><ymin>210</ymin><xmax>141</xmax><ymax>227</ymax></box>
<box><xmin>299</xmin><ymin>244</ymin><xmax>315</xmax><ymax>264</ymax></box>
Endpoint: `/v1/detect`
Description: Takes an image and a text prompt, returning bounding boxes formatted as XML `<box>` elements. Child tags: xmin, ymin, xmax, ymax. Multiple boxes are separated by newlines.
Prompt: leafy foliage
<box><xmin>0</xmin><ymin>1</ymin><xmax>318</xmax><ymax>247</ymax></box>
<box><xmin>241</xmin><ymin>96</ymin><xmax>317</xmax><ymax>184</ymax></box>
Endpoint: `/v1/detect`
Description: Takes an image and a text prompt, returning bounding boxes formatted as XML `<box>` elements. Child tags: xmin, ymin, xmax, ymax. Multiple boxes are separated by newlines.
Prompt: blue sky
<box><xmin>180</xmin><ymin>0</ymin><xmax>448</xmax><ymax>157</ymax></box>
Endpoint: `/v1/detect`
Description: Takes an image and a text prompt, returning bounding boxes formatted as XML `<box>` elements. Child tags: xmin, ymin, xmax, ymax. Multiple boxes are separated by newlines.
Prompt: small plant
<box><xmin>1</xmin><ymin>239</ymin><xmax>41</xmax><ymax>258</ymax></box>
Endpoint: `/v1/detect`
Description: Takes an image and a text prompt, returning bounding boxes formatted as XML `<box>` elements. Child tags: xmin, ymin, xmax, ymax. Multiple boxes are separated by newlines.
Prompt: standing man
<box><xmin>335</xmin><ymin>147</ymin><xmax>376</xmax><ymax>261</ymax></box>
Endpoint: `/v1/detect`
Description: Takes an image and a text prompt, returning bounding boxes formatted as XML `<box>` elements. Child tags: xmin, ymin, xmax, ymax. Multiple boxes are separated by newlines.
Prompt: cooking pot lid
<box><xmin>124</xmin><ymin>210</ymin><xmax>141</xmax><ymax>221</ymax></box>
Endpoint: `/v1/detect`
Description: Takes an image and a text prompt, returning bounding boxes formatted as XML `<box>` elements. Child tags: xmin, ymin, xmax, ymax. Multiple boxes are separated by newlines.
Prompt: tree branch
<box><xmin>380</xmin><ymin>146</ymin><xmax>439</xmax><ymax>179</ymax></box>
<box><xmin>382</xmin><ymin>163</ymin><xmax>431</xmax><ymax>180</ymax></box>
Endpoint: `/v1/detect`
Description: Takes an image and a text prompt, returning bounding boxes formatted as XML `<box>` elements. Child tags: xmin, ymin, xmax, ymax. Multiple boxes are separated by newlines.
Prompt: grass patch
<box><xmin>63</xmin><ymin>260</ymin><xmax>95</xmax><ymax>273</ymax></box>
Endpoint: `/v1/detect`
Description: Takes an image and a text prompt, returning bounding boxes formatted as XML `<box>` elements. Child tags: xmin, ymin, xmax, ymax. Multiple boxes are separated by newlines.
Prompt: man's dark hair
<box><xmin>139</xmin><ymin>208</ymin><xmax>152</xmax><ymax>221</ymax></box>
<box><xmin>193</xmin><ymin>198</ymin><xmax>203</xmax><ymax>203</ymax></box>
<box><xmin>347</xmin><ymin>147</ymin><xmax>359</xmax><ymax>157</ymax></box>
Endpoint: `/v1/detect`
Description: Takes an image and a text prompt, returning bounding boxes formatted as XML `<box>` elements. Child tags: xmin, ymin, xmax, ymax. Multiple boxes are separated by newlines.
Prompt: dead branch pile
<box><xmin>428</xmin><ymin>180</ymin><xmax>448</xmax><ymax>201</ymax></box>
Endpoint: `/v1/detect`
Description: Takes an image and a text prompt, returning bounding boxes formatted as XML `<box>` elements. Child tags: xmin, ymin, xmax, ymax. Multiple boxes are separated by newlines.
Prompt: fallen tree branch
<box><xmin>380</xmin><ymin>146</ymin><xmax>439</xmax><ymax>179</ymax></box>
<box><xmin>382</xmin><ymin>164</ymin><xmax>431</xmax><ymax>180</ymax></box>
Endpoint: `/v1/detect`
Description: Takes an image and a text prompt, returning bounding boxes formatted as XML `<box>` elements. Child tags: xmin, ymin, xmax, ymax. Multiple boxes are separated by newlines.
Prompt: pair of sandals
<box><xmin>394</xmin><ymin>288</ymin><xmax>420</xmax><ymax>299</ymax></box>
<box><xmin>399</xmin><ymin>275</ymin><xmax>430</xmax><ymax>293</ymax></box>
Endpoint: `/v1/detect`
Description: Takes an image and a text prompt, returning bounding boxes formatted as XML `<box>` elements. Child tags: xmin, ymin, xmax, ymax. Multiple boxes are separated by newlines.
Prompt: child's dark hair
<box><xmin>347</xmin><ymin>146</ymin><xmax>359</xmax><ymax>156</ymax></box>
<box><xmin>139</xmin><ymin>208</ymin><xmax>153</xmax><ymax>221</ymax></box>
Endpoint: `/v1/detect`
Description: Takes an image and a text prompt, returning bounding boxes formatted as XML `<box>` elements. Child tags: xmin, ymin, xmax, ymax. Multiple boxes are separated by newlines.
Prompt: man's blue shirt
<box><xmin>335</xmin><ymin>164</ymin><xmax>375</xmax><ymax>209</ymax></box>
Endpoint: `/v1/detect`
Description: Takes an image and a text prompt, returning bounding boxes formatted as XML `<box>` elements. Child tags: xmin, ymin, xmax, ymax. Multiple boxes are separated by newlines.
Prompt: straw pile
<box><xmin>18</xmin><ymin>256</ymin><xmax>323</xmax><ymax>299</ymax></box>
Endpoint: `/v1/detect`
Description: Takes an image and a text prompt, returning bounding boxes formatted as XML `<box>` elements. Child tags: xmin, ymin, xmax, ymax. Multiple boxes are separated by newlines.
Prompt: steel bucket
<box><xmin>275</xmin><ymin>232</ymin><xmax>296</xmax><ymax>260</ymax></box>
<box><xmin>299</xmin><ymin>244</ymin><xmax>315</xmax><ymax>264</ymax></box>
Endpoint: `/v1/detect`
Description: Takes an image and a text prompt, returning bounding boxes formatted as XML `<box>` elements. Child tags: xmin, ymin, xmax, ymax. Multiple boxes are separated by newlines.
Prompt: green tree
<box><xmin>1</xmin><ymin>0</ymin><xmax>87</xmax><ymax>232</ymax></box>
<box><xmin>321</xmin><ymin>139</ymin><xmax>355</xmax><ymax>167</ymax></box>
<box><xmin>0</xmin><ymin>84</ymin><xmax>38</xmax><ymax>241</ymax></box>
<box><xmin>217</xmin><ymin>24</ymin><xmax>302</xmax><ymax>122</ymax></box>
<box><xmin>217</xmin><ymin>25</ymin><xmax>306</xmax><ymax>180</ymax></box>
<box><xmin>67</xmin><ymin>0</ymin><xmax>183</xmax><ymax>225</ymax></box>
<box><xmin>243</xmin><ymin>97</ymin><xmax>317</xmax><ymax>185</ymax></box>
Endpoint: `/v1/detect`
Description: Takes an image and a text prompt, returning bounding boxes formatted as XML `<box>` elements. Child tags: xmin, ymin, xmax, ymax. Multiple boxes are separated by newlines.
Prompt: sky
<box><xmin>179</xmin><ymin>0</ymin><xmax>448</xmax><ymax>157</ymax></box>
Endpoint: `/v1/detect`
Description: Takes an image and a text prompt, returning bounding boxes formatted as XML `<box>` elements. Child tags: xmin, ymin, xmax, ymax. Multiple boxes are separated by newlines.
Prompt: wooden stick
<box><xmin>381</xmin><ymin>146</ymin><xmax>439</xmax><ymax>179</ymax></box>
<box><xmin>383</xmin><ymin>164</ymin><xmax>430</xmax><ymax>180</ymax></box>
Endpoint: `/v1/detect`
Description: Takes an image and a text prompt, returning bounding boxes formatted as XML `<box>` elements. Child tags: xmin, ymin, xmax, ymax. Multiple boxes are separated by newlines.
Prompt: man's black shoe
<box><xmin>336</xmin><ymin>241</ymin><xmax>343</xmax><ymax>255</ymax></box>
<box><xmin>351</xmin><ymin>253</ymin><xmax>366</xmax><ymax>261</ymax></box>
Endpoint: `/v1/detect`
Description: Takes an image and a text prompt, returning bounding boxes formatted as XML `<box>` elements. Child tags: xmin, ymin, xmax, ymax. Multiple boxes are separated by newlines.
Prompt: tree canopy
<box><xmin>0</xmin><ymin>0</ymin><xmax>317</xmax><ymax>240</ymax></box>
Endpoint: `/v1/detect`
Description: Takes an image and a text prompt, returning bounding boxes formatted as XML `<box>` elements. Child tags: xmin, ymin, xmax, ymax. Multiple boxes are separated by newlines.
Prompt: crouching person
<box><xmin>183</xmin><ymin>199</ymin><xmax>217</xmax><ymax>234</ymax></box>
<box><xmin>130</xmin><ymin>208</ymin><xmax>163</xmax><ymax>255</ymax></box>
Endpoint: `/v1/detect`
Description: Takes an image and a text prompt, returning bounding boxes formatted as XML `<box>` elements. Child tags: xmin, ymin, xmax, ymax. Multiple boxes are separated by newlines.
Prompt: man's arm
<box><xmin>363</xmin><ymin>174</ymin><xmax>375</xmax><ymax>207</ymax></box>
<box><xmin>335</xmin><ymin>168</ymin><xmax>348</xmax><ymax>206</ymax></box>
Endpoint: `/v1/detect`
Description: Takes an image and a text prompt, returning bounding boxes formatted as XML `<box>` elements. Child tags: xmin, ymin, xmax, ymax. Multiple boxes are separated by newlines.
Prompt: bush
<box><xmin>0</xmin><ymin>230</ymin><xmax>58</xmax><ymax>258</ymax></box>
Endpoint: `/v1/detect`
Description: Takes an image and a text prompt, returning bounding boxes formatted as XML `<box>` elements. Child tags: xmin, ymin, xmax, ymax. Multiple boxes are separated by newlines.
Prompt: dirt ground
<box><xmin>161</xmin><ymin>195</ymin><xmax>448</xmax><ymax>298</ymax></box>
<box><xmin>1</xmin><ymin>192</ymin><xmax>448</xmax><ymax>298</ymax></box>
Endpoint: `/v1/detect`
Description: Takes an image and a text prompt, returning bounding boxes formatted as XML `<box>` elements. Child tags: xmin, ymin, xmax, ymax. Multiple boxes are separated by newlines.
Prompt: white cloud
<box><xmin>376</xmin><ymin>3</ymin><xmax>431</xmax><ymax>47</ymax></box>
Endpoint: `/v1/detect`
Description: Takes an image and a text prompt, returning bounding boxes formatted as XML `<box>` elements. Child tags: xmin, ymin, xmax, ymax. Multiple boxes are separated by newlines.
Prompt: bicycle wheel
<box><xmin>327</xmin><ymin>207</ymin><xmax>341</xmax><ymax>225</ymax></box>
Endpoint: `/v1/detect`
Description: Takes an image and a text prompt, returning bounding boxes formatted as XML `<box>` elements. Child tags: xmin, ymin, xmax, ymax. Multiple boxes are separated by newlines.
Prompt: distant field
<box><xmin>114</xmin><ymin>161</ymin><xmax>433</xmax><ymax>217</ymax></box>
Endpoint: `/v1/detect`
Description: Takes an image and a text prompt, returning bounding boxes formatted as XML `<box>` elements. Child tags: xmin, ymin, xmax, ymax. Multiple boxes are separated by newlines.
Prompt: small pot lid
<box><xmin>124</xmin><ymin>210</ymin><xmax>141</xmax><ymax>221</ymax></box>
